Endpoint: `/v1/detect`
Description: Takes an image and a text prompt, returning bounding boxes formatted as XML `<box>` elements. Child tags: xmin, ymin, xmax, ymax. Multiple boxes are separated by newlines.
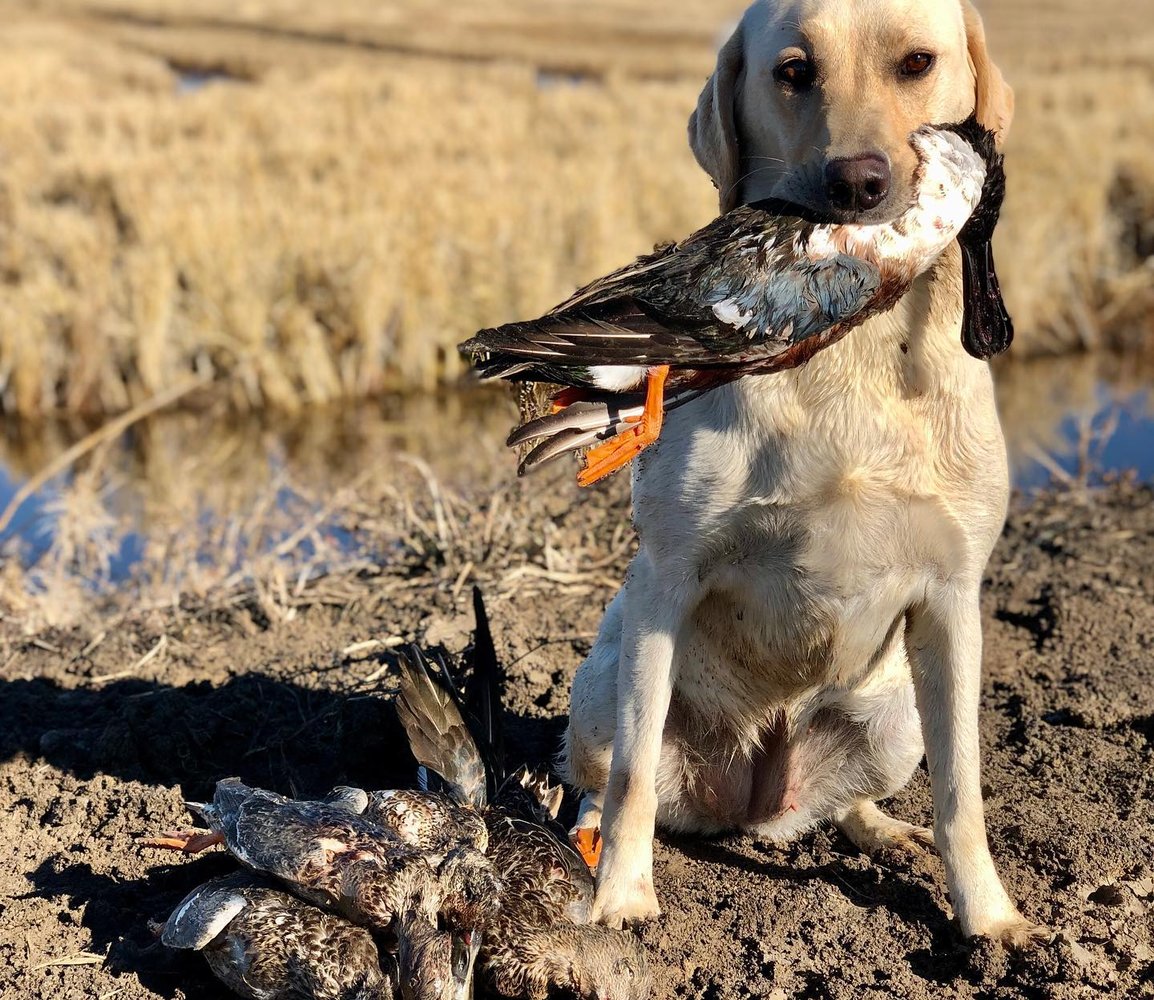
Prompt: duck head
<box><xmin>941</xmin><ymin>113</ymin><xmax>1014</xmax><ymax>360</ymax></box>
<box><xmin>437</xmin><ymin>847</ymin><xmax>502</xmax><ymax>930</ymax></box>
<box><xmin>398</xmin><ymin>917</ymin><xmax>479</xmax><ymax>1000</ymax></box>
<box><xmin>563</xmin><ymin>925</ymin><xmax>652</xmax><ymax>1000</ymax></box>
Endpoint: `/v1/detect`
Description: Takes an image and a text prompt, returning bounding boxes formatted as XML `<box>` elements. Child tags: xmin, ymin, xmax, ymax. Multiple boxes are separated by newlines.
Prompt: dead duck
<box><xmin>394</xmin><ymin>591</ymin><xmax>592</xmax><ymax>925</ymax></box>
<box><xmin>143</xmin><ymin>781</ymin><xmax>496</xmax><ymax>1000</ymax></box>
<box><xmin>320</xmin><ymin>784</ymin><xmax>490</xmax><ymax>863</ymax></box>
<box><xmin>158</xmin><ymin>871</ymin><xmax>395</xmax><ymax>1000</ymax></box>
<box><xmin>459</xmin><ymin>116</ymin><xmax>1008</xmax><ymax>485</ymax></box>
<box><xmin>483</xmin><ymin>923</ymin><xmax>650</xmax><ymax>1000</ymax></box>
<box><xmin>149</xmin><ymin>779</ymin><xmax>498</xmax><ymax>932</ymax></box>
<box><xmin>393</xmin><ymin>590</ymin><xmax>649</xmax><ymax>1000</ymax></box>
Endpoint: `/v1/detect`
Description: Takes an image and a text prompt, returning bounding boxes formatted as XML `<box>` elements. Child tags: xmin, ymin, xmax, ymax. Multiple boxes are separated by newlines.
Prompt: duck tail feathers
<box><xmin>395</xmin><ymin>647</ymin><xmax>489</xmax><ymax>809</ymax></box>
<box><xmin>459</xmin><ymin>319</ymin><xmax>568</xmax><ymax>381</ymax></box>
<box><xmin>466</xmin><ymin>587</ymin><xmax>505</xmax><ymax>793</ymax></box>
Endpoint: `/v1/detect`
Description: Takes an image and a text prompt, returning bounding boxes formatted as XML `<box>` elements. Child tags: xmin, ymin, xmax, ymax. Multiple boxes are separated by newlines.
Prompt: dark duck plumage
<box><xmin>949</xmin><ymin>114</ymin><xmax>1014</xmax><ymax>360</ymax></box>
<box><xmin>459</xmin><ymin>115</ymin><xmax>1010</xmax><ymax>485</ymax></box>
<box><xmin>393</xmin><ymin>590</ymin><xmax>650</xmax><ymax>1000</ymax></box>
<box><xmin>158</xmin><ymin>872</ymin><xmax>395</xmax><ymax>1000</ymax></box>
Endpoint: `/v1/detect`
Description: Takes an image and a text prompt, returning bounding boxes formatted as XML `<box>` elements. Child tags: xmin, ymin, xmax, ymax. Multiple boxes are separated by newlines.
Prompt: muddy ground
<box><xmin>1</xmin><ymin>475</ymin><xmax>1152</xmax><ymax>1000</ymax></box>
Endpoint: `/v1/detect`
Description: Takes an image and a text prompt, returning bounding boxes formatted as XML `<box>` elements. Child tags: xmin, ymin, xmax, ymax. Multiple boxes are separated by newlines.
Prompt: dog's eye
<box><xmin>899</xmin><ymin>51</ymin><xmax>935</xmax><ymax>77</ymax></box>
<box><xmin>774</xmin><ymin>58</ymin><xmax>814</xmax><ymax>91</ymax></box>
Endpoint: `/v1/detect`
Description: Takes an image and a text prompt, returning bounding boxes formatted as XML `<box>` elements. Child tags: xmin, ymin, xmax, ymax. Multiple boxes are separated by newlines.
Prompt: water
<box><xmin>1011</xmin><ymin>388</ymin><xmax>1154</xmax><ymax>491</ymax></box>
<box><xmin>996</xmin><ymin>355</ymin><xmax>1154</xmax><ymax>489</ymax></box>
<box><xmin>175</xmin><ymin>68</ymin><xmax>241</xmax><ymax>96</ymax></box>
<box><xmin>1</xmin><ymin>356</ymin><xmax>1151</xmax><ymax>584</ymax></box>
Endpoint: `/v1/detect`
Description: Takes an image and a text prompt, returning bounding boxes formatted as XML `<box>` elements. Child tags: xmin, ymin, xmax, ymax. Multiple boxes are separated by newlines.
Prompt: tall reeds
<box><xmin>0</xmin><ymin>2</ymin><xmax>1151</xmax><ymax>418</ymax></box>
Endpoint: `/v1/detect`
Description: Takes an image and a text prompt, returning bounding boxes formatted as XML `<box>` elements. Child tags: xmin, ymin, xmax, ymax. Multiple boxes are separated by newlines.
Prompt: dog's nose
<box><xmin>824</xmin><ymin>154</ymin><xmax>891</xmax><ymax>212</ymax></box>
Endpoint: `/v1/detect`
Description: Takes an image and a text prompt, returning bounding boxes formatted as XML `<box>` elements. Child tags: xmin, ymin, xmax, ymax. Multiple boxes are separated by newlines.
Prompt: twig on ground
<box><xmin>30</xmin><ymin>951</ymin><xmax>105</xmax><ymax>971</ymax></box>
<box><xmin>0</xmin><ymin>377</ymin><xmax>208</xmax><ymax>535</ymax></box>
<box><xmin>89</xmin><ymin>634</ymin><xmax>168</xmax><ymax>684</ymax></box>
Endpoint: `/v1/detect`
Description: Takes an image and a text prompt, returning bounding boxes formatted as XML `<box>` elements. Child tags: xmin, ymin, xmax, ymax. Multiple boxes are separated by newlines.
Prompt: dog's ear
<box><xmin>688</xmin><ymin>22</ymin><xmax>746</xmax><ymax>213</ymax></box>
<box><xmin>962</xmin><ymin>0</ymin><xmax>1014</xmax><ymax>149</ymax></box>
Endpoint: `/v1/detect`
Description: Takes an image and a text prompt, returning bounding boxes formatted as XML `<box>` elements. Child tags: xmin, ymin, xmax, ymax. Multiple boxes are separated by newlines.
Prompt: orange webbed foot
<box><xmin>138</xmin><ymin>828</ymin><xmax>224</xmax><ymax>854</ymax></box>
<box><xmin>576</xmin><ymin>365</ymin><xmax>669</xmax><ymax>487</ymax></box>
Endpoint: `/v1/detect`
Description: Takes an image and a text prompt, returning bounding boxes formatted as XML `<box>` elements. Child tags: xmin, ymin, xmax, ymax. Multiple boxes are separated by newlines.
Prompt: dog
<box><xmin>562</xmin><ymin>0</ymin><xmax>1045</xmax><ymax>946</ymax></box>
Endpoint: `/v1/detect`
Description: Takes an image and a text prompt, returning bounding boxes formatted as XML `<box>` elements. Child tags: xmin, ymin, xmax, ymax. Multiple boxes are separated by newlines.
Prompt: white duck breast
<box><xmin>804</xmin><ymin>129</ymin><xmax>986</xmax><ymax>276</ymax></box>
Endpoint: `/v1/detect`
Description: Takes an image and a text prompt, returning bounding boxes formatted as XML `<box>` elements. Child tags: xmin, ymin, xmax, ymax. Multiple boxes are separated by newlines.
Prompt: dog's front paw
<box><xmin>966</xmin><ymin>911</ymin><xmax>1052</xmax><ymax>949</ymax></box>
<box><xmin>592</xmin><ymin>869</ymin><xmax>661</xmax><ymax>928</ymax></box>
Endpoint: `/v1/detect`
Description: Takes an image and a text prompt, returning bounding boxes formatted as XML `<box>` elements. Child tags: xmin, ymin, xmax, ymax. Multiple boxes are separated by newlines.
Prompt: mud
<box><xmin>1</xmin><ymin>479</ymin><xmax>1152</xmax><ymax>999</ymax></box>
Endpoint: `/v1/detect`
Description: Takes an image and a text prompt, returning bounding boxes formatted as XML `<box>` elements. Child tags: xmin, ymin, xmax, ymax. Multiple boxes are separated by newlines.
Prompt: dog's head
<box><xmin>689</xmin><ymin>0</ymin><xmax>1013</xmax><ymax>219</ymax></box>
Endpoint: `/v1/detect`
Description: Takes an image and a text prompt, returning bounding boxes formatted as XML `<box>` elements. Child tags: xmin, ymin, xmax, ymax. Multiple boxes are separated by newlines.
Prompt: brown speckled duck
<box><xmin>143</xmin><ymin>780</ymin><xmax>497</xmax><ymax>1000</ymax></box>
<box><xmin>392</xmin><ymin>590</ymin><xmax>651</xmax><ymax>1000</ymax></box>
<box><xmin>158</xmin><ymin>871</ymin><xmax>395</xmax><ymax>1000</ymax></box>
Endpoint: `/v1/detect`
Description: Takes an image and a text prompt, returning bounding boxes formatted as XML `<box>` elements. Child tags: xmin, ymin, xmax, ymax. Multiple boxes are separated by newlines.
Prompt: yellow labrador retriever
<box><xmin>564</xmin><ymin>0</ymin><xmax>1044</xmax><ymax>946</ymax></box>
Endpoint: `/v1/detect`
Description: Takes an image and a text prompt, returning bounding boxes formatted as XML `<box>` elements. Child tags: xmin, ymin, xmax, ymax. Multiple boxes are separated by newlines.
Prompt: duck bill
<box><xmin>450</xmin><ymin>930</ymin><xmax>482</xmax><ymax>1000</ymax></box>
<box><xmin>959</xmin><ymin>238</ymin><xmax>1014</xmax><ymax>360</ymax></box>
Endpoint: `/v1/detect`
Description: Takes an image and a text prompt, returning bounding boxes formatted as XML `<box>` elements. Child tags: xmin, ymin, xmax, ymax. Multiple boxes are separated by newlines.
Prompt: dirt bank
<box><xmin>1</xmin><ymin>478</ymin><xmax>1152</xmax><ymax>999</ymax></box>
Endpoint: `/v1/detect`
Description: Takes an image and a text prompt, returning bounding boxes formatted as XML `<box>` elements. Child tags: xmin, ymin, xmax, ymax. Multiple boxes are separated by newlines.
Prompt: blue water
<box><xmin>1012</xmin><ymin>383</ymin><xmax>1154</xmax><ymax>490</ymax></box>
<box><xmin>1</xmin><ymin>372</ymin><xmax>1151</xmax><ymax>584</ymax></box>
<box><xmin>175</xmin><ymin>68</ymin><xmax>240</xmax><ymax>96</ymax></box>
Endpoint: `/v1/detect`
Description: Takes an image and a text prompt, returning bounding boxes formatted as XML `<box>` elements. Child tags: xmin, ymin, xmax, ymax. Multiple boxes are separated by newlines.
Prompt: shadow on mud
<box><xmin>25</xmin><ymin>854</ymin><xmax>236</xmax><ymax>1000</ymax></box>
<box><xmin>4</xmin><ymin>661</ymin><xmax>564</xmax><ymax>998</ymax></box>
<box><xmin>670</xmin><ymin>833</ymin><xmax>968</xmax><ymax>974</ymax></box>
<box><xmin>0</xmin><ymin>673</ymin><xmax>410</xmax><ymax>798</ymax></box>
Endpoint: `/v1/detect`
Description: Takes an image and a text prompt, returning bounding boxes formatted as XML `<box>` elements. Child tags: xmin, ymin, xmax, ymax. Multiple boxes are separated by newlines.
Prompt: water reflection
<box><xmin>0</xmin><ymin>354</ymin><xmax>1151</xmax><ymax>578</ymax></box>
<box><xmin>995</xmin><ymin>353</ymin><xmax>1154</xmax><ymax>489</ymax></box>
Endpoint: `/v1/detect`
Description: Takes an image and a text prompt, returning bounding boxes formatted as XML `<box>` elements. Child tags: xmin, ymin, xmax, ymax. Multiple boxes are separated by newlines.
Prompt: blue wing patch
<box><xmin>707</xmin><ymin>255</ymin><xmax>882</xmax><ymax>349</ymax></box>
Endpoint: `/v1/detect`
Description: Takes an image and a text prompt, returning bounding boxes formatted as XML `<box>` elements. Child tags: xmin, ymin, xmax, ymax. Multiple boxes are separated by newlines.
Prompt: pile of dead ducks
<box><xmin>141</xmin><ymin>592</ymin><xmax>650</xmax><ymax>1000</ymax></box>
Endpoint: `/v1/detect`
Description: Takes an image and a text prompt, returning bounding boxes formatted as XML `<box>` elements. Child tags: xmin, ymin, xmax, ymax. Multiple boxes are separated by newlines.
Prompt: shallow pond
<box><xmin>1</xmin><ymin>354</ymin><xmax>1150</xmax><ymax>583</ymax></box>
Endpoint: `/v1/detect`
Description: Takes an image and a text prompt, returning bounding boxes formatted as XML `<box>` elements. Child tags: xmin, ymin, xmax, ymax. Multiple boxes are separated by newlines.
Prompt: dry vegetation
<box><xmin>0</xmin><ymin>0</ymin><xmax>1152</xmax><ymax>418</ymax></box>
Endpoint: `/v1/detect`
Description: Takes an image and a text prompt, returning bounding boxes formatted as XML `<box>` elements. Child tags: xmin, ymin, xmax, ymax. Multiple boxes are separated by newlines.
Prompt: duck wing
<box><xmin>464</xmin><ymin>586</ymin><xmax>505</xmax><ymax>795</ymax></box>
<box><xmin>161</xmin><ymin>872</ymin><xmax>254</xmax><ymax>951</ymax></box>
<box><xmin>395</xmin><ymin>648</ymin><xmax>489</xmax><ymax>810</ymax></box>
<box><xmin>363</xmin><ymin>789</ymin><xmax>489</xmax><ymax>856</ymax></box>
<box><xmin>460</xmin><ymin>204</ymin><xmax>883</xmax><ymax>381</ymax></box>
<box><xmin>196</xmin><ymin>779</ymin><xmax>405</xmax><ymax>909</ymax></box>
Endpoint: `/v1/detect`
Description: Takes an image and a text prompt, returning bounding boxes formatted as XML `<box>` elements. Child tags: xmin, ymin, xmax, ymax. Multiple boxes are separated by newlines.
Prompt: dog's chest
<box><xmin>635</xmin><ymin>363</ymin><xmax>994</xmax><ymax>712</ymax></box>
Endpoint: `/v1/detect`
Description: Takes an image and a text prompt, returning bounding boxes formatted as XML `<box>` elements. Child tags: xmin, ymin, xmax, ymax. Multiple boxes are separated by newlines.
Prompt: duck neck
<box><xmin>790</xmin><ymin>245</ymin><xmax>984</xmax><ymax>400</ymax></box>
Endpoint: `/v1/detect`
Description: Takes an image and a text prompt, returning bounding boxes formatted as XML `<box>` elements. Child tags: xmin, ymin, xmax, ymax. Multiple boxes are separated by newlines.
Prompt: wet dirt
<box><xmin>1</xmin><ymin>479</ymin><xmax>1152</xmax><ymax>999</ymax></box>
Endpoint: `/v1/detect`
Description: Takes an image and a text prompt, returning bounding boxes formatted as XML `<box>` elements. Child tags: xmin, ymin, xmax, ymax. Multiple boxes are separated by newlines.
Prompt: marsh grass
<box><xmin>0</xmin><ymin>431</ymin><xmax>633</xmax><ymax>636</ymax></box>
<box><xmin>1</xmin><ymin>351</ymin><xmax>1148</xmax><ymax>635</ymax></box>
<box><xmin>0</xmin><ymin>1</ymin><xmax>1151</xmax><ymax>418</ymax></box>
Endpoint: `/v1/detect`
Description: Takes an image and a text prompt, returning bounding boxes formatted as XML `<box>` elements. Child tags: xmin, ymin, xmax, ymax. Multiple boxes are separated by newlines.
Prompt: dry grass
<box><xmin>0</xmin><ymin>421</ymin><xmax>634</xmax><ymax>635</ymax></box>
<box><xmin>1</xmin><ymin>348</ymin><xmax>1147</xmax><ymax>634</ymax></box>
<box><xmin>0</xmin><ymin>0</ymin><xmax>1151</xmax><ymax>417</ymax></box>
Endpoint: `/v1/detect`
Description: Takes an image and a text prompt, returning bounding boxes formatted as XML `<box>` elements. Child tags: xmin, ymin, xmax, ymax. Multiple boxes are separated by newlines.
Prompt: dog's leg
<box><xmin>564</xmin><ymin>591</ymin><xmax>624</xmax><ymax>774</ymax></box>
<box><xmin>836</xmin><ymin>800</ymin><xmax>934</xmax><ymax>854</ymax></box>
<box><xmin>836</xmin><ymin>666</ymin><xmax>933</xmax><ymax>855</ymax></box>
<box><xmin>907</xmin><ymin>585</ymin><xmax>1048</xmax><ymax>946</ymax></box>
<box><xmin>591</xmin><ymin>563</ymin><xmax>683</xmax><ymax>928</ymax></box>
